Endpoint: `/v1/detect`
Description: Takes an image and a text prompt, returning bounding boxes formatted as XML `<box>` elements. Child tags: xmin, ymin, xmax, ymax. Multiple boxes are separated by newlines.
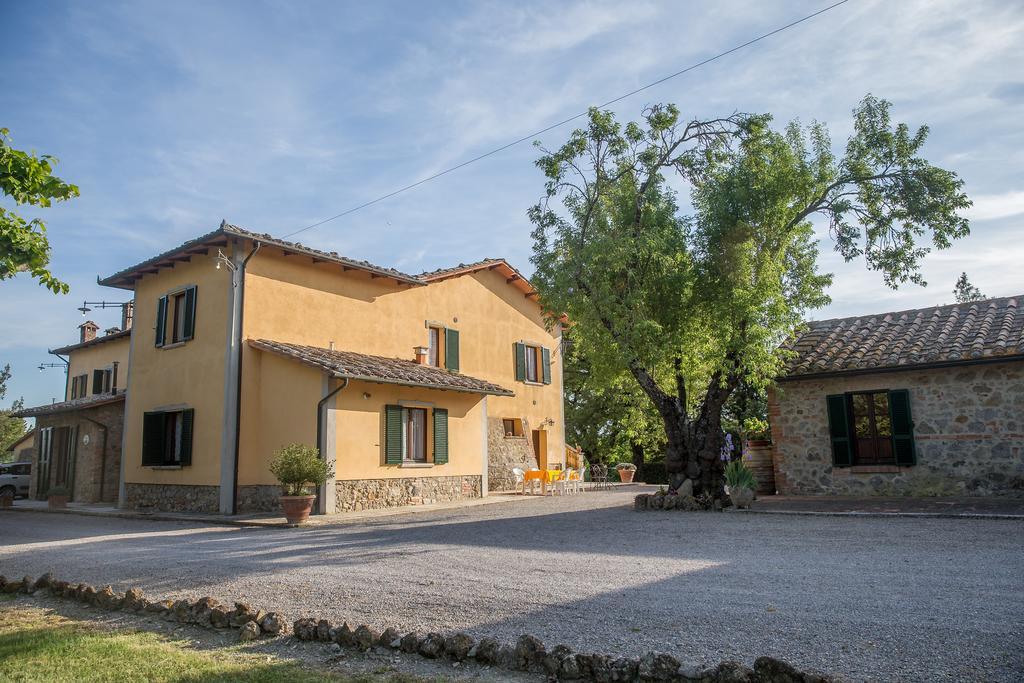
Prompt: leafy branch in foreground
<box><xmin>0</xmin><ymin>128</ymin><xmax>80</xmax><ymax>294</ymax></box>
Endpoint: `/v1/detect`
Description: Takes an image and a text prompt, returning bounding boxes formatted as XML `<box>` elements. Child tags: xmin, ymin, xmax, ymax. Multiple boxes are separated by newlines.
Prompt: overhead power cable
<box><xmin>282</xmin><ymin>0</ymin><xmax>852</xmax><ymax>239</ymax></box>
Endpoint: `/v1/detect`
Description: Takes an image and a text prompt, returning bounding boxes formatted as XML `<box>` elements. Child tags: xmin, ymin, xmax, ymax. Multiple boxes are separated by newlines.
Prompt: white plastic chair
<box><xmin>512</xmin><ymin>467</ymin><xmax>527</xmax><ymax>495</ymax></box>
<box><xmin>552</xmin><ymin>468</ymin><xmax>573</xmax><ymax>496</ymax></box>
<box><xmin>569</xmin><ymin>467</ymin><xmax>585</xmax><ymax>494</ymax></box>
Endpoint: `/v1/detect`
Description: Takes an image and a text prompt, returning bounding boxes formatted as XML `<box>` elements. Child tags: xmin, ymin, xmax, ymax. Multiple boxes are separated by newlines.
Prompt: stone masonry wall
<box><xmin>124</xmin><ymin>483</ymin><xmax>220</xmax><ymax>512</ymax></box>
<box><xmin>29</xmin><ymin>401</ymin><xmax>124</xmax><ymax>504</ymax></box>
<box><xmin>237</xmin><ymin>485</ymin><xmax>282</xmax><ymax>513</ymax></box>
<box><xmin>486</xmin><ymin>417</ymin><xmax>538</xmax><ymax>492</ymax></box>
<box><xmin>334</xmin><ymin>475</ymin><xmax>481</xmax><ymax>512</ymax></box>
<box><xmin>769</xmin><ymin>361</ymin><xmax>1024</xmax><ymax>496</ymax></box>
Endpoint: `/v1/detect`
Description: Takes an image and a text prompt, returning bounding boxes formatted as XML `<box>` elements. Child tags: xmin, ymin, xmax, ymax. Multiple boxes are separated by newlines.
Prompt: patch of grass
<box><xmin>0</xmin><ymin>605</ymin><xmax>424</xmax><ymax>682</ymax></box>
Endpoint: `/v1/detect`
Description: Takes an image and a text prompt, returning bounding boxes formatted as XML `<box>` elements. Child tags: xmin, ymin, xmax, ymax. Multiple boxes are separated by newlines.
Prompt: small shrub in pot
<box><xmin>269</xmin><ymin>444</ymin><xmax>331</xmax><ymax>525</ymax></box>
<box><xmin>47</xmin><ymin>485</ymin><xmax>71</xmax><ymax>509</ymax></box>
<box><xmin>615</xmin><ymin>463</ymin><xmax>637</xmax><ymax>484</ymax></box>
<box><xmin>724</xmin><ymin>460</ymin><xmax>756</xmax><ymax>509</ymax></box>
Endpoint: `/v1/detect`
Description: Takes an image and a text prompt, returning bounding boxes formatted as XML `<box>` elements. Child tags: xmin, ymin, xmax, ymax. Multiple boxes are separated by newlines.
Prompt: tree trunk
<box><xmin>630</xmin><ymin>441</ymin><xmax>645</xmax><ymax>470</ymax></box>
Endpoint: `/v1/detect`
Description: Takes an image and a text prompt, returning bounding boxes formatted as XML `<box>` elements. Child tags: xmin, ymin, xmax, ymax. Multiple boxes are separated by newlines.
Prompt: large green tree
<box><xmin>529</xmin><ymin>95</ymin><xmax>970</xmax><ymax>499</ymax></box>
<box><xmin>0</xmin><ymin>364</ymin><xmax>27</xmax><ymax>459</ymax></box>
<box><xmin>1</xmin><ymin>128</ymin><xmax>79</xmax><ymax>294</ymax></box>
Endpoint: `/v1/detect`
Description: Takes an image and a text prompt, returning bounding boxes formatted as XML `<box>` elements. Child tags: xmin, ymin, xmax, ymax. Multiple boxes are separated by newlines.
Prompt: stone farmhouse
<box><xmin>769</xmin><ymin>295</ymin><xmax>1023</xmax><ymax>496</ymax></box>
<box><xmin>13</xmin><ymin>320</ymin><xmax>130</xmax><ymax>503</ymax></box>
<box><xmin>17</xmin><ymin>221</ymin><xmax>566</xmax><ymax>514</ymax></box>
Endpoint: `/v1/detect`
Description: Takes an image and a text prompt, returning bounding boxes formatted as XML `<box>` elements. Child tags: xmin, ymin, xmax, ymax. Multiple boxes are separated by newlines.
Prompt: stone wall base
<box><xmin>124</xmin><ymin>483</ymin><xmax>220</xmax><ymax>513</ymax></box>
<box><xmin>237</xmin><ymin>485</ymin><xmax>282</xmax><ymax>513</ymax></box>
<box><xmin>486</xmin><ymin>417</ymin><xmax>537</xmax><ymax>492</ymax></box>
<box><xmin>334</xmin><ymin>475</ymin><xmax>481</xmax><ymax>513</ymax></box>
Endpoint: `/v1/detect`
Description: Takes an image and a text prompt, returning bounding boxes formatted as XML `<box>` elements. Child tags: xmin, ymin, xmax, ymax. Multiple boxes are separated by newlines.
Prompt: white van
<box><xmin>0</xmin><ymin>461</ymin><xmax>31</xmax><ymax>499</ymax></box>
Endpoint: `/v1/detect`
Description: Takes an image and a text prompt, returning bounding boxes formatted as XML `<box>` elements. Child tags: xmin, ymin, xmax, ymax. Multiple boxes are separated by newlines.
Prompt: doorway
<box><xmin>532</xmin><ymin>429</ymin><xmax>547</xmax><ymax>470</ymax></box>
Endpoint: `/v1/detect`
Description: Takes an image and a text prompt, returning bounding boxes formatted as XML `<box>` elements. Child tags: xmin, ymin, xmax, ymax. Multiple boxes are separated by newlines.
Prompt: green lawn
<box><xmin>0</xmin><ymin>600</ymin><xmax>424</xmax><ymax>682</ymax></box>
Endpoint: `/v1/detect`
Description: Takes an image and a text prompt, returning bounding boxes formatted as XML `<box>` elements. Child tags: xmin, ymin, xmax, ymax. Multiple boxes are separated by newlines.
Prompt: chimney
<box><xmin>104</xmin><ymin>327</ymin><xmax>121</xmax><ymax>336</ymax></box>
<box><xmin>79</xmin><ymin>320</ymin><xmax>99</xmax><ymax>343</ymax></box>
<box><xmin>121</xmin><ymin>301</ymin><xmax>134</xmax><ymax>331</ymax></box>
<box><xmin>414</xmin><ymin>346</ymin><xmax>430</xmax><ymax>365</ymax></box>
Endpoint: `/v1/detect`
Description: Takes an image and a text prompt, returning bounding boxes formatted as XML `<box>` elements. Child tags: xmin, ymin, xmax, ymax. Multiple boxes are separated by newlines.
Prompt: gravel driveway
<box><xmin>1</xmin><ymin>489</ymin><xmax>1021</xmax><ymax>682</ymax></box>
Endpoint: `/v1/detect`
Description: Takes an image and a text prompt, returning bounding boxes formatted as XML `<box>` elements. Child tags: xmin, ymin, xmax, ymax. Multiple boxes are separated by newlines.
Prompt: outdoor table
<box><xmin>523</xmin><ymin>469</ymin><xmax>562</xmax><ymax>494</ymax></box>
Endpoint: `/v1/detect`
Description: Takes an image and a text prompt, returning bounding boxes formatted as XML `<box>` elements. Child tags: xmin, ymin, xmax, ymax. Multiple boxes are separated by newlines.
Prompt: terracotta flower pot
<box><xmin>1</xmin><ymin>495</ymin><xmax>13</xmax><ymax>508</ymax></box>
<box><xmin>48</xmin><ymin>495</ymin><xmax>69</xmax><ymax>509</ymax></box>
<box><xmin>280</xmin><ymin>495</ymin><xmax>316</xmax><ymax>525</ymax></box>
<box><xmin>730</xmin><ymin>487</ymin><xmax>755</xmax><ymax>510</ymax></box>
<box><xmin>617</xmin><ymin>469</ymin><xmax>635</xmax><ymax>483</ymax></box>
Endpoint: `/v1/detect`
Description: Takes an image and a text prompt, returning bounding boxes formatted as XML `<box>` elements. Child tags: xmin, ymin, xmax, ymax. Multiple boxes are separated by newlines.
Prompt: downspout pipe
<box><xmin>227</xmin><ymin>240</ymin><xmax>262</xmax><ymax>516</ymax></box>
<box><xmin>315</xmin><ymin>377</ymin><xmax>348</xmax><ymax>515</ymax></box>
<box><xmin>49</xmin><ymin>352</ymin><xmax>70</xmax><ymax>400</ymax></box>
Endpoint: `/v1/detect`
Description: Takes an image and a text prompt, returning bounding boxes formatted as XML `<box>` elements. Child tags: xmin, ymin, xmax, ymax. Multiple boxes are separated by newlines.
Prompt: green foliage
<box><xmin>723</xmin><ymin>460</ymin><xmax>756</xmax><ymax>492</ymax></box>
<box><xmin>0</xmin><ymin>364</ymin><xmax>27</xmax><ymax>457</ymax></box>
<box><xmin>0</xmin><ymin>605</ymin><xmax>367</xmax><ymax>682</ymax></box>
<box><xmin>268</xmin><ymin>443</ymin><xmax>331</xmax><ymax>496</ymax></box>
<box><xmin>952</xmin><ymin>272</ymin><xmax>985</xmax><ymax>303</ymax></box>
<box><xmin>563</xmin><ymin>328</ymin><xmax>664</xmax><ymax>464</ymax></box>
<box><xmin>0</xmin><ymin>128</ymin><xmax>80</xmax><ymax>294</ymax></box>
<box><xmin>529</xmin><ymin>96</ymin><xmax>970</xmax><ymax>495</ymax></box>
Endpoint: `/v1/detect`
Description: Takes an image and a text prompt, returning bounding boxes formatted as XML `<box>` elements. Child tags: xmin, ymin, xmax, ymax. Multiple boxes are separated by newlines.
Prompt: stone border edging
<box><xmin>0</xmin><ymin>572</ymin><xmax>833</xmax><ymax>683</ymax></box>
<box><xmin>633</xmin><ymin>493</ymin><xmax>1024</xmax><ymax>520</ymax></box>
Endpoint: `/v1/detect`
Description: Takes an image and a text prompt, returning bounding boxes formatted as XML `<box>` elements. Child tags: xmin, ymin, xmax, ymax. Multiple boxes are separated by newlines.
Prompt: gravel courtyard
<box><xmin>1</xmin><ymin>489</ymin><xmax>1021</xmax><ymax>682</ymax></box>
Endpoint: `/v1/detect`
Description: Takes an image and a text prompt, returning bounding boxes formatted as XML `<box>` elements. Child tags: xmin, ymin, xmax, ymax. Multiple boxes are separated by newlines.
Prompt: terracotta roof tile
<box><xmin>51</xmin><ymin>328</ymin><xmax>131</xmax><ymax>355</ymax></box>
<box><xmin>99</xmin><ymin>221</ymin><xmax>424</xmax><ymax>288</ymax></box>
<box><xmin>782</xmin><ymin>295</ymin><xmax>1024</xmax><ymax>378</ymax></box>
<box><xmin>248</xmin><ymin>339</ymin><xmax>514</xmax><ymax>396</ymax></box>
<box><xmin>12</xmin><ymin>391</ymin><xmax>125</xmax><ymax>418</ymax></box>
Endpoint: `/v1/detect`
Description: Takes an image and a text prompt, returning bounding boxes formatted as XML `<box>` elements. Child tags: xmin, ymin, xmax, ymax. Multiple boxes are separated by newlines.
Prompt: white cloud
<box><xmin>965</xmin><ymin>191</ymin><xmax>1024</xmax><ymax>221</ymax></box>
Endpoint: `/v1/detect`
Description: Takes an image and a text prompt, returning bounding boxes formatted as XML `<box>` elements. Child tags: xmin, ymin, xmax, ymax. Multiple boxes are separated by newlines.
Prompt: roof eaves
<box><xmin>50</xmin><ymin>328</ymin><xmax>132</xmax><ymax>355</ymax></box>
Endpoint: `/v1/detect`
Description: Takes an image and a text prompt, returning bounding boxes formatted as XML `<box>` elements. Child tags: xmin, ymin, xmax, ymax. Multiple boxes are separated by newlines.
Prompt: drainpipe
<box><xmin>315</xmin><ymin>377</ymin><xmax>348</xmax><ymax>515</ymax></box>
<box><xmin>81</xmin><ymin>415</ymin><xmax>109</xmax><ymax>503</ymax></box>
<box><xmin>220</xmin><ymin>239</ymin><xmax>262</xmax><ymax>516</ymax></box>
<box><xmin>49</xmin><ymin>352</ymin><xmax>70</xmax><ymax>400</ymax></box>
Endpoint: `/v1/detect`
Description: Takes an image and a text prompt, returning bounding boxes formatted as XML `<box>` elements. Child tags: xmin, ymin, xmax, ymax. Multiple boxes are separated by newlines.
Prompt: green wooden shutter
<box><xmin>826</xmin><ymin>394</ymin><xmax>853</xmax><ymax>467</ymax></box>
<box><xmin>182</xmin><ymin>286</ymin><xmax>197</xmax><ymax>341</ymax></box>
<box><xmin>384</xmin><ymin>405</ymin><xmax>403</xmax><ymax>464</ymax></box>
<box><xmin>541</xmin><ymin>347</ymin><xmax>552</xmax><ymax>385</ymax></box>
<box><xmin>514</xmin><ymin>342</ymin><xmax>526</xmax><ymax>381</ymax></box>
<box><xmin>142</xmin><ymin>412</ymin><xmax>166</xmax><ymax>466</ymax></box>
<box><xmin>433</xmin><ymin>408</ymin><xmax>449</xmax><ymax>464</ymax></box>
<box><xmin>178</xmin><ymin>409</ymin><xmax>194</xmax><ymax>466</ymax></box>
<box><xmin>888</xmin><ymin>389</ymin><xmax>916</xmax><ymax>466</ymax></box>
<box><xmin>155</xmin><ymin>295</ymin><xmax>168</xmax><ymax>347</ymax></box>
<box><xmin>444</xmin><ymin>328</ymin><xmax>460</xmax><ymax>372</ymax></box>
<box><xmin>70</xmin><ymin>376</ymin><xmax>78</xmax><ymax>400</ymax></box>
<box><xmin>92</xmin><ymin>369</ymin><xmax>103</xmax><ymax>395</ymax></box>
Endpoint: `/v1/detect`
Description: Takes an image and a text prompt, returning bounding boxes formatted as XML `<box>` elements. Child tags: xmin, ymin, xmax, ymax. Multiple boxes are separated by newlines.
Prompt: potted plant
<box><xmin>269</xmin><ymin>444</ymin><xmax>331</xmax><ymax>525</ymax></box>
<box><xmin>616</xmin><ymin>463</ymin><xmax>637</xmax><ymax>484</ymax></box>
<box><xmin>0</xmin><ymin>490</ymin><xmax>13</xmax><ymax>508</ymax></box>
<box><xmin>724</xmin><ymin>460</ymin><xmax>756</xmax><ymax>509</ymax></box>
<box><xmin>47</xmin><ymin>486</ymin><xmax>70</xmax><ymax>509</ymax></box>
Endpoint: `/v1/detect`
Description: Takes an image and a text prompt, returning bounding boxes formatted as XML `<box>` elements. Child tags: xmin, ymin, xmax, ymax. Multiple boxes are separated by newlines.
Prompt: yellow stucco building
<box><xmin>99</xmin><ymin>221</ymin><xmax>565</xmax><ymax>514</ymax></box>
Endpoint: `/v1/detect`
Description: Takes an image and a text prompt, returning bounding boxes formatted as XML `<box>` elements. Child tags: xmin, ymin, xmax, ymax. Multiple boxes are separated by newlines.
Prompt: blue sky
<box><xmin>2</xmin><ymin>0</ymin><xmax>1023</xmax><ymax>410</ymax></box>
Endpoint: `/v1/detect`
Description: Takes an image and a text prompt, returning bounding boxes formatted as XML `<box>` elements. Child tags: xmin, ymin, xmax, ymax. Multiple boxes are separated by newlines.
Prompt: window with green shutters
<box><xmin>155</xmin><ymin>285</ymin><xmax>197</xmax><ymax>347</ymax></box>
<box><xmin>444</xmin><ymin>328</ymin><xmax>459</xmax><ymax>372</ymax></box>
<box><xmin>384</xmin><ymin>405</ymin><xmax>404</xmax><ymax>464</ymax></box>
<box><xmin>141</xmin><ymin>408</ymin><xmax>194</xmax><ymax>466</ymax></box>
<box><xmin>514</xmin><ymin>342</ymin><xmax>551</xmax><ymax>384</ymax></box>
<box><xmin>433</xmin><ymin>408</ymin><xmax>448</xmax><ymax>464</ymax></box>
<box><xmin>825</xmin><ymin>394</ymin><xmax>853</xmax><ymax>467</ymax></box>
<box><xmin>384</xmin><ymin>405</ymin><xmax>448</xmax><ymax>465</ymax></box>
<box><xmin>826</xmin><ymin>390</ymin><xmax>916</xmax><ymax>467</ymax></box>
